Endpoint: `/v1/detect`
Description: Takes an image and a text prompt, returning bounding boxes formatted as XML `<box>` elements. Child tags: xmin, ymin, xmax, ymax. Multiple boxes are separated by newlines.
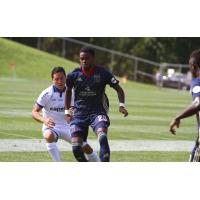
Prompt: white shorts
<box><xmin>42</xmin><ymin>124</ymin><xmax>71</xmax><ymax>143</ymax></box>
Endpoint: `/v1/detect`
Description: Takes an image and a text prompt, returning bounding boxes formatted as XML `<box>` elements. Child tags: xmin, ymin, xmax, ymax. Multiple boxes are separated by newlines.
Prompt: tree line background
<box><xmin>7</xmin><ymin>37</ymin><xmax>200</xmax><ymax>82</ymax></box>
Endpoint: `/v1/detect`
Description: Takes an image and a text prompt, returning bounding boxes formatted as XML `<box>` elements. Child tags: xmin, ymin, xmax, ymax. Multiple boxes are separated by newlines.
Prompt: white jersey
<box><xmin>36</xmin><ymin>85</ymin><xmax>73</xmax><ymax>127</ymax></box>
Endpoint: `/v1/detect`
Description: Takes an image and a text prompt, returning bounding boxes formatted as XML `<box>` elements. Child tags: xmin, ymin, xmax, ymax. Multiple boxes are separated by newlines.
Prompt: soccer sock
<box><xmin>191</xmin><ymin>147</ymin><xmax>200</xmax><ymax>162</ymax></box>
<box><xmin>46</xmin><ymin>142</ymin><xmax>61</xmax><ymax>162</ymax></box>
<box><xmin>86</xmin><ymin>151</ymin><xmax>100</xmax><ymax>162</ymax></box>
<box><xmin>72</xmin><ymin>144</ymin><xmax>88</xmax><ymax>162</ymax></box>
<box><xmin>98</xmin><ymin>132</ymin><xmax>110</xmax><ymax>162</ymax></box>
<box><xmin>82</xmin><ymin>142</ymin><xmax>100</xmax><ymax>162</ymax></box>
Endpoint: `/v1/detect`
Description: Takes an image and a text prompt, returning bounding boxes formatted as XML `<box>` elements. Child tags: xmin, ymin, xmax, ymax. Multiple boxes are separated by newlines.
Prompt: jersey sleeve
<box><xmin>66</xmin><ymin>72</ymin><xmax>74</xmax><ymax>89</ymax></box>
<box><xmin>192</xmin><ymin>85</ymin><xmax>200</xmax><ymax>98</ymax></box>
<box><xmin>36</xmin><ymin>90</ymin><xmax>49</xmax><ymax>108</ymax></box>
<box><xmin>105</xmin><ymin>70</ymin><xmax>119</xmax><ymax>88</ymax></box>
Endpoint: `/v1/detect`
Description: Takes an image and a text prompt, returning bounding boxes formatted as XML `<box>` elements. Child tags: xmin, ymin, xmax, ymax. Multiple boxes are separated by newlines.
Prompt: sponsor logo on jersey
<box><xmin>79</xmin><ymin>86</ymin><xmax>96</xmax><ymax>96</ymax></box>
<box><xmin>50</xmin><ymin>107</ymin><xmax>65</xmax><ymax>112</ymax></box>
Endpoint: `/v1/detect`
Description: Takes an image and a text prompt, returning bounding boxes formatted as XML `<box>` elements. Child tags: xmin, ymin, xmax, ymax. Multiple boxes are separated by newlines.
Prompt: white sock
<box><xmin>86</xmin><ymin>151</ymin><xmax>100</xmax><ymax>162</ymax></box>
<box><xmin>46</xmin><ymin>142</ymin><xmax>61</xmax><ymax>162</ymax></box>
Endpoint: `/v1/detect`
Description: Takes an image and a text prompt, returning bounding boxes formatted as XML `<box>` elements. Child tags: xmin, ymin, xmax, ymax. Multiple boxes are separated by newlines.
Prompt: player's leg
<box><xmin>82</xmin><ymin>141</ymin><xmax>100</xmax><ymax>162</ymax></box>
<box><xmin>71</xmin><ymin>135</ymin><xmax>88</xmax><ymax>162</ymax></box>
<box><xmin>80</xmin><ymin>126</ymin><xmax>100</xmax><ymax>162</ymax></box>
<box><xmin>92</xmin><ymin>115</ymin><xmax>110</xmax><ymax>162</ymax></box>
<box><xmin>189</xmin><ymin>136</ymin><xmax>200</xmax><ymax>162</ymax></box>
<box><xmin>97</xmin><ymin>127</ymin><xmax>110</xmax><ymax>162</ymax></box>
<box><xmin>43</xmin><ymin>128</ymin><xmax>60</xmax><ymax>162</ymax></box>
<box><xmin>59</xmin><ymin>125</ymin><xmax>99</xmax><ymax>161</ymax></box>
<box><xmin>70</xmin><ymin>121</ymin><xmax>89</xmax><ymax>162</ymax></box>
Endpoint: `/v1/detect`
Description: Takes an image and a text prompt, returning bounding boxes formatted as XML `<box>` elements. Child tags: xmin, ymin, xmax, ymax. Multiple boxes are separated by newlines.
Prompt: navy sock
<box><xmin>72</xmin><ymin>145</ymin><xmax>88</xmax><ymax>162</ymax></box>
<box><xmin>99</xmin><ymin>134</ymin><xmax>110</xmax><ymax>162</ymax></box>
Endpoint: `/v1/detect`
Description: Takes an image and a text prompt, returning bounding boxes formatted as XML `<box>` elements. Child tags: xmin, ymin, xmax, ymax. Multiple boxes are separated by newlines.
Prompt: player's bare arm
<box><xmin>32</xmin><ymin>105</ymin><xmax>55</xmax><ymax>128</ymax></box>
<box><xmin>114</xmin><ymin>84</ymin><xmax>128</xmax><ymax>117</ymax></box>
<box><xmin>169</xmin><ymin>96</ymin><xmax>200</xmax><ymax>134</ymax></box>
<box><xmin>64</xmin><ymin>86</ymin><xmax>73</xmax><ymax>123</ymax></box>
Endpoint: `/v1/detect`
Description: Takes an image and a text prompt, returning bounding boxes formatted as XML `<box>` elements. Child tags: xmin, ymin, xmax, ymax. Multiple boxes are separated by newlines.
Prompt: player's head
<box><xmin>79</xmin><ymin>46</ymin><xmax>95</xmax><ymax>70</ymax></box>
<box><xmin>189</xmin><ymin>49</ymin><xmax>200</xmax><ymax>77</ymax></box>
<box><xmin>51</xmin><ymin>67</ymin><xmax>66</xmax><ymax>90</ymax></box>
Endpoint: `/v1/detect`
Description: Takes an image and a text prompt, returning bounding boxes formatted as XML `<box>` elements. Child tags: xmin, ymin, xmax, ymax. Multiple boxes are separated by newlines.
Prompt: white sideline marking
<box><xmin>0</xmin><ymin>131</ymin><xmax>36</xmax><ymax>139</ymax></box>
<box><xmin>0</xmin><ymin>139</ymin><xmax>195</xmax><ymax>152</ymax></box>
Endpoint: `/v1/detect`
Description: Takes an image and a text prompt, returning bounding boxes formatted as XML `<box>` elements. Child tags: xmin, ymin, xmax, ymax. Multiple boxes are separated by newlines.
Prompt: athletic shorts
<box><xmin>42</xmin><ymin>124</ymin><xmax>71</xmax><ymax>143</ymax></box>
<box><xmin>70</xmin><ymin>113</ymin><xmax>110</xmax><ymax>140</ymax></box>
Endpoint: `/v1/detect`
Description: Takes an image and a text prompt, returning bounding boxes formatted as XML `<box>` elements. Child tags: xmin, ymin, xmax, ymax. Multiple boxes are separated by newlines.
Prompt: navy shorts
<box><xmin>70</xmin><ymin>113</ymin><xmax>110</xmax><ymax>140</ymax></box>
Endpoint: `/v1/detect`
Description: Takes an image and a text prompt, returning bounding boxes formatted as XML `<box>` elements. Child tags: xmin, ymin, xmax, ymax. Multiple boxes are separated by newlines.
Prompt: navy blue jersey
<box><xmin>66</xmin><ymin>65</ymin><xmax>119</xmax><ymax>116</ymax></box>
<box><xmin>191</xmin><ymin>77</ymin><xmax>200</xmax><ymax>128</ymax></box>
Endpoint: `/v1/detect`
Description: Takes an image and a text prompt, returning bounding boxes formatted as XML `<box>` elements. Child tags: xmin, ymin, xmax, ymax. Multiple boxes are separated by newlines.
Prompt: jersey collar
<box><xmin>52</xmin><ymin>85</ymin><xmax>66</xmax><ymax>93</ymax></box>
<box><xmin>80</xmin><ymin>65</ymin><xmax>97</xmax><ymax>77</ymax></box>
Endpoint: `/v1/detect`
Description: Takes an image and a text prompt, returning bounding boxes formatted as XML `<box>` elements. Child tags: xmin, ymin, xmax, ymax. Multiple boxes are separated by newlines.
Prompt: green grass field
<box><xmin>0</xmin><ymin>38</ymin><xmax>196</xmax><ymax>161</ymax></box>
<box><xmin>0</xmin><ymin>78</ymin><xmax>196</xmax><ymax>161</ymax></box>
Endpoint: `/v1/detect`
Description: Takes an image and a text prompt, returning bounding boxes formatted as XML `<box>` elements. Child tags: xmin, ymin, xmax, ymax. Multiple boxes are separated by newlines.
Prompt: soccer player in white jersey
<box><xmin>32</xmin><ymin>67</ymin><xmax>99</xmax><ymax>162</ymax></box>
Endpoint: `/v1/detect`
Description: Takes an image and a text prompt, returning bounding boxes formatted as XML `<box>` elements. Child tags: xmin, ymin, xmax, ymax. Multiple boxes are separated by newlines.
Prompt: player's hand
<box><xmin>44</xmin><ymin>117</ymin><xmax>55</xmax><ymax>128</ymax></box>
<box><xmin>119</xmin><ymin>106</ymin><xmax>128</xmax><ymax>117</ymax></box>
<box><xmin>169</xmin><ymin>118</ymin><xmax>180</xmax><ymax>135</ymax></box>
<box><xmin>65</xmin><ymin>114</ymin><xmax>72</xmax><ymax>124</ymax></box>
<box><xmin>69</xmin><ymin>107</ymin><xmax>75</xmax><ymax>115</ymax></box>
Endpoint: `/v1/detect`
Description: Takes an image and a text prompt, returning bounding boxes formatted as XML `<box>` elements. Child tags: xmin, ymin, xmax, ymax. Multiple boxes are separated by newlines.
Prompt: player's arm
<box><xmin>169</xmin><ymin>97</ymin><xmax>200</xmax><ymax>134</ymax></box>
<box><xmin>31</xmin><ymin>105</ymin><xmax>55</xmax><ymax>128</ymax></box>
<box><xmin>113</xmin><ymin>84</ymin><xmax>128</xmax><ymax>117</ymax></box>
<box><xmin>64</xmin><ymin>86</ymin><xmax>73</xmax><ymax>123</ymax></box>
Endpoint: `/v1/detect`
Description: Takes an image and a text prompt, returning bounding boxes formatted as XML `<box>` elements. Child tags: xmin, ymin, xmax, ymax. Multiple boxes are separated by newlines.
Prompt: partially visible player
<box><xmin>169</xmin><ymin>49</ymin><xmax>200</xmax><ymax>162</ymax></box>
<box><xmin>32</xmin><ymin>66</ymin><xmax>99</xmax><ymax>162</ymax></box>
<box><xmin>65</xmin><ymin>47</ymin><xmax>128</xmax><ymax>162</ymax></box>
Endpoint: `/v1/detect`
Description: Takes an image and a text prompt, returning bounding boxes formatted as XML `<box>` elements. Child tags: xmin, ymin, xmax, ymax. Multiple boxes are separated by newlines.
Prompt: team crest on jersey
<box><xmin>93</xmin><ymin>75</ymin><xmax>101</xmax><ymax>83</ymax></box>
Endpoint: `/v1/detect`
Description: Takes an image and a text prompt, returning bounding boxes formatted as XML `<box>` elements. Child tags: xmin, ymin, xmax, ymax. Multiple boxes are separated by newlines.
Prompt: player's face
<box><xmin>189</xmin><ymin>57</ymin><xmax>200</xmax><ymax>78</ymax></box>
<box><xmin>80</xmin><ymin>52</ymin><xmax>94</xmax><ymax>70</ymax></box>
<box><xmin>52</xmin><ymin>72</ymin><xmax>66</xmax><ymax>90</ymax></box>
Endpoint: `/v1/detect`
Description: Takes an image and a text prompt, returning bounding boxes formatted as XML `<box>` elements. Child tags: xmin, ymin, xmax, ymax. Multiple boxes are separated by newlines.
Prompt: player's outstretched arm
<box><xmin>114</xmin><ymin>85</ymin><xmax>128</xmax><ymax>117</ymax></box>
<box><xmin>64</xmin><ymin>86</ymin><xmax>73</xmax><ymax>123</ymax></box>
<box><xmin>169</xmin><ymin>97</ymin><xmax>200</xmax><ymax>134</ymax></box>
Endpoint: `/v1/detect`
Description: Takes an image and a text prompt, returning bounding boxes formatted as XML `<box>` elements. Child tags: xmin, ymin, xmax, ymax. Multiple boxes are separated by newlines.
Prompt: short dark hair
<box><xmin>80</xmin><ymin>46</ymin><xmax>95</xmax><ymax>57</ymax></box>
<box><xmin>190</xmin><ymin>49</ymin><xmax>200</xmax><ymax>67</ymax></box>
<box><xmin>51</xmin><ymin>66</ymin><xmax>66</xmax><ymax>79</ymax></box>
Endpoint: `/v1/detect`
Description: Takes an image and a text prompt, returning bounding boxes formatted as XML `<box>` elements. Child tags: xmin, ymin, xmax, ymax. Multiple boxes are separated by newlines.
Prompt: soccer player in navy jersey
<box><xmin>170</xmin><ymin>49</ymin><xmax>200</xmax><ymax>161</ymax></box>
<box><xmin>64</xmin><ymin>47</ymin><xmax>128</xmax><ymax>162</ymax></box>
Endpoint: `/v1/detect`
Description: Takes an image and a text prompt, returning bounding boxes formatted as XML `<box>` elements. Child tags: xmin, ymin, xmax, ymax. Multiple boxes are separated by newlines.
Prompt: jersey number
<box><xmin>97</xmin><ymin>115</ymin><xmax>107</xmax><ymax>122</ymax></box>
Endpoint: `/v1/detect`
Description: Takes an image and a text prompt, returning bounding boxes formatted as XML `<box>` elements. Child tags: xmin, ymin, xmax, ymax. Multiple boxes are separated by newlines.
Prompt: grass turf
<box><xmin>0</xmin><ymin>38</ymin><xmax>196</xmax><ymax>161</ymax></box>
<box><xmin>0</xmin><ymin>151</ymin><xmax>189</xmax><ymax>162</ymax></box>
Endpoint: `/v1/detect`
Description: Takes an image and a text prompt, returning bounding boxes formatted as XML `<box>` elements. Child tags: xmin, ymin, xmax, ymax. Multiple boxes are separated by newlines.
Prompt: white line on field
<box><xmin>0</xmin><ymin>139</ymin><xmax>195</xmax><ymax>152</ymax></box>
<box><xmin>0</xmin><ymin>131</ymin><xmax>36</xmax><ymax>139</ymax></box>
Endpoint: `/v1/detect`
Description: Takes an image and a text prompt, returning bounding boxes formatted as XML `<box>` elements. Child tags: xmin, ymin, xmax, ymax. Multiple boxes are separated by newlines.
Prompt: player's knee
<box><xmin>82</xmin><ymin>142</ymin><xmax>93</xmax><ymax>154</ymax></box>
<box><xmin>72</xmin><ymin>137</ymin><xmax>88</xmax><ymax>162</ymax></box>
<box><xmin>44</xmin><ymin>131</ymin><xmax>55</xmax><ymax>143</ymax></box>
<box><xmin>98</xmin><ymin>131</ymin><xmax>110</xmax><ymax>162</ymax></box>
